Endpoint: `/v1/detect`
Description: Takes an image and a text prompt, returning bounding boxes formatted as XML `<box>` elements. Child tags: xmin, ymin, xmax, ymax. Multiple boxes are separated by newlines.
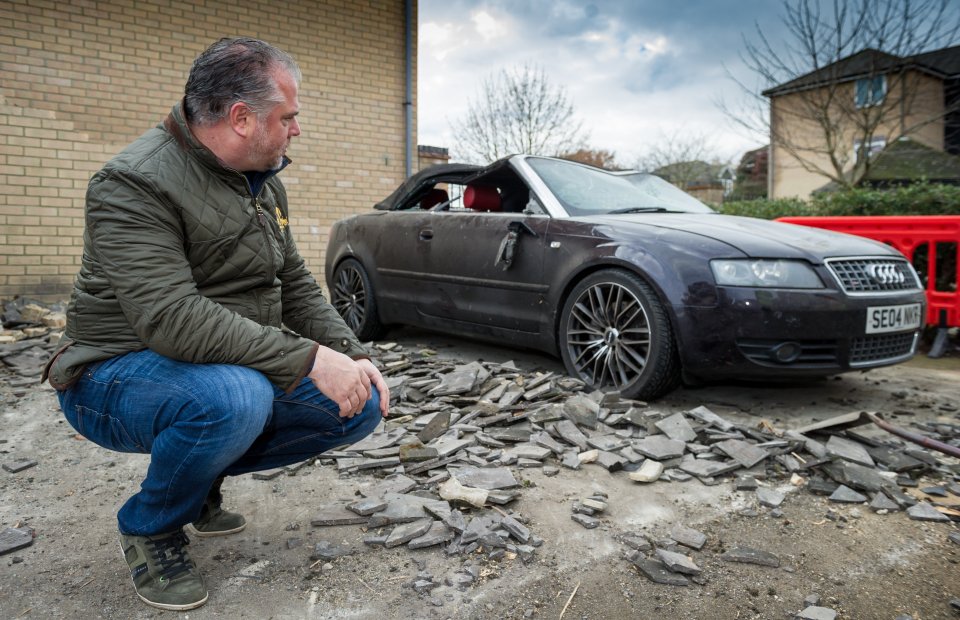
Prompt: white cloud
<box><xmin>471</xmin><ymin>10</ymin><xmax>508</xmax><ymax>41</ymax></box>
<box><xmin>420</xmin><ymin>21</ymin><xmax>465</xmax><ymax>61</ymax></box>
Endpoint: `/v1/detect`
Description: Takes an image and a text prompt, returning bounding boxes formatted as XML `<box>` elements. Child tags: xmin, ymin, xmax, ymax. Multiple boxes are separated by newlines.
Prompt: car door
<box><xmin>418</xmin><ymin>203</ymin><xmax>550</xmax><ymax>334</ymax></box>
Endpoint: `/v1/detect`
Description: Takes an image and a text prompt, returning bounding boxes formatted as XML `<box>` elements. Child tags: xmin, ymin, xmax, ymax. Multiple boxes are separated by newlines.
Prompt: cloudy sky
<box><xmin>417</xmin><ymin>0</ymin><xmax>791</xmax><ymax>167</ymax></box>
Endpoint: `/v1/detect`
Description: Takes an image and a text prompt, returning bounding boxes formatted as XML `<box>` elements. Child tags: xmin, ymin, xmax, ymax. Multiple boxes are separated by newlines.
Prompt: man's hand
<box><xmin>307</xmin><ymin>347</ymin><xmax>371</xmax><ymax>418</ymax></box>
<box><xmin>357</xmin><ymin>358</ymin><xmax>390</xmax><ymax>417</ymax></box>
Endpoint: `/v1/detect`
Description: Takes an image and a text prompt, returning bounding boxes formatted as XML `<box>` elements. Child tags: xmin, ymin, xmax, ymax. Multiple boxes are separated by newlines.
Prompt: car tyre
<box><xmin>559</xmin><ymin>269</ymin><xmax>680</xmax><ymax>400</ymax></box>
<box><xmin>331</xmin><ymin>258</ymin><xmax>386</xmax><ymax>341</ymax></box>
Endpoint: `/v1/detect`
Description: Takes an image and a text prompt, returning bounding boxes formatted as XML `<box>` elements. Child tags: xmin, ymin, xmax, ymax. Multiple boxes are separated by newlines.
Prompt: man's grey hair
<box><xmin>184</xmin><ymin>37</ymin><xmax>301</xmax><ymax>126</ymax></box>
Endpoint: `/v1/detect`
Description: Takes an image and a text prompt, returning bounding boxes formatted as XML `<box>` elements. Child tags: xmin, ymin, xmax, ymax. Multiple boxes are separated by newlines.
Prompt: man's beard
<box><xmin>251</xmin><ymin>124</ymin><xmax>284</xmax><ymax>171</ymax></box>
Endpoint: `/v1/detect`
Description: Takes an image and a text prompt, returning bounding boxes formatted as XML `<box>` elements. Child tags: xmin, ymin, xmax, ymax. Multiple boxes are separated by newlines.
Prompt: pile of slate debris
<box><xmin>3</xmin><ymin>298</ymin><xmax>960</xmax><ymax>618</ymax></box>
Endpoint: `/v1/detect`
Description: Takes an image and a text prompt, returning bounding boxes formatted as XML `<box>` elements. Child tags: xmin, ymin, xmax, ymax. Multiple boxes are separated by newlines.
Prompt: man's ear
<box><xmin>228</xmin><ymin>101</ymin><xmax>253</xmax><ymax>138</ymax></box>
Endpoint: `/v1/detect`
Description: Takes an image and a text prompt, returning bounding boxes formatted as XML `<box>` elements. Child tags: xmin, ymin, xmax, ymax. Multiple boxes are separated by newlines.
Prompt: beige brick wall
<box><xmin>0</xmin><ymin>0</ymin><xmax>415</xmax><ymax>300</ymax></box>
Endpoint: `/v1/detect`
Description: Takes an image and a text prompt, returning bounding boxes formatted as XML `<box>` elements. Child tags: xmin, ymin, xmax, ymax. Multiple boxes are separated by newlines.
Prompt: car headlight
<box><xmin>710</xmin><ymin>259</ymin><xmax>824</xmax><ymax>288</ymax></box>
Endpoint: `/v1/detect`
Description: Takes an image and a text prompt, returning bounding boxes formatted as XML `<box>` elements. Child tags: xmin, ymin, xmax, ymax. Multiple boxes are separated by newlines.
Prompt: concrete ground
<box><xmin>1</xmin><ymin>327</ymin><xmax>959</xmax><ymax>619</ymax></box>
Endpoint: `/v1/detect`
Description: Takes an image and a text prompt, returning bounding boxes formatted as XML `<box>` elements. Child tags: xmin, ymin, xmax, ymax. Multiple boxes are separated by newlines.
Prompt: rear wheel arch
<box><xmin>329</xmin><ymin>256</ymin><xmax>387</xmax><ymax>341</ymax></box>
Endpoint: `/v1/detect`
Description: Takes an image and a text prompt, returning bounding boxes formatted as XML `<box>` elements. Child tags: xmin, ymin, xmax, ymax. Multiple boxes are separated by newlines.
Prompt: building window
<box><xmin>853</xmin><ymin>136</ymin><xmax>886</xmax><ymax>163</ymax></box>
<box><xmin>855</xmin><ymin>75</ymin><xmax>886</xmax><ymax>108</ymax></box>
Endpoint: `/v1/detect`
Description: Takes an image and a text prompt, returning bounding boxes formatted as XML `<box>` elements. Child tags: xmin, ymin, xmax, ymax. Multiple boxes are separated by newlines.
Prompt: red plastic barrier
<box><xmin>776</xmin><ymin>215</ymin><xmax>960</xmax><ymax>327</ymax></box>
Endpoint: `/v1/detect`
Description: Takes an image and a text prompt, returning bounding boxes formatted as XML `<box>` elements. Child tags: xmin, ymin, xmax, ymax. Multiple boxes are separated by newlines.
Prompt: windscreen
<box><xmin>526</xmin><ymin>157</ymin><xmax>715</xmax><ymax>216</ymax></box>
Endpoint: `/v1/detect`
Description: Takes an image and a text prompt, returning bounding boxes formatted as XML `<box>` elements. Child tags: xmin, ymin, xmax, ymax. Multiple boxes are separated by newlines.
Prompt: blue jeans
<box><xmin>56</xmin><ymin>349</ymin><xmax>381</xmax><ymax>536</ymax></box>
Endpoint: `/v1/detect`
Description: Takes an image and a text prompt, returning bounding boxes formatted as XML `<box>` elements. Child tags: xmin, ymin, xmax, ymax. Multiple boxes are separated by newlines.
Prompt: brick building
<box><xmin>0</xmin><ymin>0</ymin><xmax>417</xmax><ymax>300</ymax></box>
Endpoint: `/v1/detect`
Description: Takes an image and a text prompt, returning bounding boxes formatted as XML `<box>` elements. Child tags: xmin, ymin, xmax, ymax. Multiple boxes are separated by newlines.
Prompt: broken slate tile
<box><xmin>408</xmin><ymin>521</ymin><xmax>455</xmax><ymax>549</ymax></box>
<box><xmin>869</xmin><ymin>492</ymin><xmax>900</xmax><ymax>512</ymax></box>
<box><xmin>828</xmin><ymin>485</ymin><xmax>867</xmax><ymax>504</ymax></box>
<box><xmin>620</xmin><ymin>534</ymin><xmax>653</xmax><ymax>552</ymax></box>
<box><xmin>686</xmin><ymin>405</ymin><xmax>735</xmax><ymax>432</ymax></box>
<box><xmin>735</xmin><ymin>475</ymin><xmax>758</xmax><ymax>491</ymax></box>
<box><xmin>561</xmin><ymin>451</ymin><xmax>581</xmax><ymax>470</ymax></box>
<box><xmin>796</xmin><ymin>607</ymin><xmax>837</xmax><ymax>620</ymax></box>
<box><xmin>359</xmin><ymin>473</ymin><xmax>417</xmax><ymax>498</ymax></box>
<box><xmin>431</xmin><ymin>434</ymin><xmax>477</xmax><ymax>458</ymax></box>
<box><xmin>2</xmin><ymin>458</ymin><xmax>38</xmax><ymax>474</ymax></box>
<box><xmin>461</xmin><ymin>514</ymin><xmax>497</xmax><ymax>543</ymax></box>
<box><xmin>720</xmin><ymin>546</ymin><xmax>780</xmax><ymax>567</ymax></box>
<box><xmin>806</xmin><ymin>478</ymin><xmax>839</xmax><ymax>496</ymax></box>
<box><xmin>821</xmin><ymin>461</ymin><xmax>891</xmax><ymax>494</ymax></box>
<box><xmin>633</xmin><ymin>435</ymin><xmax>685</xmax><ymax>460</ymax></box>
<box><xmin>587</xmin><ymin>434</ymin><xmax>629</xmax><ymax>452</ymax></box>
<box><xmin>571</xmin><ymin>513</ymin><xmax>600</xmax><ymax>529</ymax></box>
<box><xmin>680</xmin><ymin>455</ymin><xmax>740</xmax><ymax>479</ymax></box>
<box><xmin>562</xmin><ymin>394</ymin><xmax>600</xmax><ymax>429</ymax></box>
<box><xmin>825</xmin><ymin>436</ymin><xmax>875</xmax><ymax>467</ymax></box>
<box><xmin>670</xmin><ymin>525</ymin><xmax>707</xmax><ymax>551</ymax></box>
<box><xmin>756</xmin><ymin>487</ymin><xmax>785</xmax><ymax>508</ymax></box>
<box><xmin>654</xmin><ymin>412</ymin><xmax>698</xmax><ymax>442</ymax></box>
<box><xmin>629</xmin><ymin>459</ymin><xmax>664</xmax><ymax>483</ymax></box>
<box><xmin>508</xmin><ymin>444</ymin><xmax>552</xmax><ymax>461</ymax></box>
<box><xmin>484</xmin><ymin>424</ymin><xmax>534</xmax><ymax>443</ymax></box>
<box><xmin>531</xmin><ymin>431</ymin><xmax>566</xmax><ymax>455</ymax></box>
<box><xmin>385</xmin><ymin>518</ymin><xmax>434</xmax><ymax>548</ymax></box>
<box><xmin>906</xmin><ymin>502</ymin><xmax>950</xmax><ymax>522</ymax></box>
<box><xmin>311</xmin><ymin>540</ymin><xmax>356</xmax><ymax>560</ymax></box>
<box><xmin>486</xmin><ymin>490</ymin><xmax>521</xmax><ymax>505</ymax></box>
<box><xmin>523</xmin><ymin>381</ymin><xmax>556</xmax><ymax>401</ymax></box>
<box><xmin>554</xmin><ymin>420</ymin><xmax>590</xmax><ymax>450</ymax></box>
<box><xmin>348</xmin><ymin>427</ymin><xmax>407</xmax><ymax>452</ymax></box>
<box><xmin>595</xmin><ymin>451</ymin><xmax>624</xmax><ymax>472</ymax></box>
<box><xmin>0</xmin><ymin>527</ymin><xmax>33</xmax><ymax>556</ymax></box>
<box><xmin>311</xmin><ymin>502</ymin><xmax>370</xmax><ymax>527</ymax></box>
<box><xmin>347</xmin><ymin>497</ymin><xmax>389</xmax><ymax>516</ymax></box>
<box><xmin>713</xmin><ymin>439</ymin><xmax>770</xmax><ymax>469</ymax></box>
<box><xmin>450</xmin><ymin>466</ymin><xmax>518</xmax><ymax>490</ymax></box>
<box><xmin>429</xmin><ymin>364</ymin><xmax>481</xmax><ymax>396</ymax></box>
<box><xmin>500</xmin><ymin>515</ymin><xmax>531</xmax><ymax>543</ymax></box>
<box><xmin>443</xmin><ymin>509</ymin><xmax>467</xmax><ymax>533</ymax></box>
<box><xmin>655</xmin><ymin>548</ymin><xmax>702</xmax><ymax>575</ymax></box>
<box><xmin>252</xmin><ymin>468</ymin><xmax>285</xmax><ymax>481</ymax></box>
<box><xmin>417</xmin><ymin>410</ymin><xmax>452</xmax><ymax>444</ymax></box>
<box><xmin>399</xmin><ymin>444</ymin><xmax>439</xmax><ymax>462</ymax></box>
<box><xmin>367</xmin><ymin>493</ymin><xmax>450</xmax><ymax>527</ymax></box>
<box><xmin>627</xmin><ymin>554</ymin><xmax>689</xmax><ymax>586</ymax></box>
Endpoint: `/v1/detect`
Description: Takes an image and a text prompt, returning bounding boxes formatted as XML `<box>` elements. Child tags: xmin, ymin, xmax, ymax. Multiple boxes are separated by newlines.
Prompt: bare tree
<box><xmin>725</xmin><ymin>0</ymin><xmax>960</xmax><ymax>190</ymax></box>
<box><xmin>452</xmin><ymin>65</ymin><xmax>587</xmax><ymax>164</ymax></box>
<box><xmin>635</xmin><ymin>130</ymin><xmax>727</xmax><ymax>189</ymax></box>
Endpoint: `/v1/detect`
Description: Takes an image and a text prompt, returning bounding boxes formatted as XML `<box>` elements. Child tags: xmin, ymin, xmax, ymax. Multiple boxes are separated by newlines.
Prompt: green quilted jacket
<box><xmin>45</xmin><ymin>102</ymin><xmax>367</xmax><ymax>392</ymax></box>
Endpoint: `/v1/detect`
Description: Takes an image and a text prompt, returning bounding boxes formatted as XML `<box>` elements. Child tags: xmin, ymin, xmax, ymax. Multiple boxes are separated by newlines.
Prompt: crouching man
<box><xmin>43</xmin><ymin>37</ymin><xmax>388</xmax><ymax>611</ymax></box>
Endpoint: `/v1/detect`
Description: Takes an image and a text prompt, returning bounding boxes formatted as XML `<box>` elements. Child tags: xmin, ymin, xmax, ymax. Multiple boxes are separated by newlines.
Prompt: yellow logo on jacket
<box><xmin>275</xmin><ymin>207</ymin><xmax>288</xmax><ymax>231</ymax></box>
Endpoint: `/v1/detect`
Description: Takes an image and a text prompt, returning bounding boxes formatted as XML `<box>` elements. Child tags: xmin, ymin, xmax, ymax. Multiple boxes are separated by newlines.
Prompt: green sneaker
<box><xmin>119</xmin><ymin>529</ymin><xmax>208</xmax><ymax>611</ymax></box>
<box><xmin>189</xmin><ymin>477</ymin><xmax>247</xmax><ymax>537</ymax></box>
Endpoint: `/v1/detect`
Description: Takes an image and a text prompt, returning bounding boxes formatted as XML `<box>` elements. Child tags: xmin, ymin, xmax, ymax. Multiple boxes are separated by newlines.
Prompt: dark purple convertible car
<box><xmin>325</xmin><ymin>155</ymin><xmax>925</xmax><ymax>400</ymax></box>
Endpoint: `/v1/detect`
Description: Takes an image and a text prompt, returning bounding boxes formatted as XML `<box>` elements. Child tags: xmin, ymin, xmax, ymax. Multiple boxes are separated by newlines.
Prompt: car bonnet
<box><xmin>591</xmin><ymin>213</ymin><xmax>901</xmax><ymax>261</ymax></box>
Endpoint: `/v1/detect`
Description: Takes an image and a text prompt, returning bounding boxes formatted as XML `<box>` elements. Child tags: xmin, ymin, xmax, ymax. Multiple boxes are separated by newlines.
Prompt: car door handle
<box><xmin>419</xmin><ymin>229</ymin><xmax>433</xmax><ymax>241</ymax></box>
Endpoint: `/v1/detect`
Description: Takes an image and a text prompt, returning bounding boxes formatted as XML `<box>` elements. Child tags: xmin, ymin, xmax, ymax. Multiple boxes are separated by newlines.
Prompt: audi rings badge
<box><xmin>866</xmin><ymin>263</ymin><xmax>906</xmax><ymax>286</ymax></box>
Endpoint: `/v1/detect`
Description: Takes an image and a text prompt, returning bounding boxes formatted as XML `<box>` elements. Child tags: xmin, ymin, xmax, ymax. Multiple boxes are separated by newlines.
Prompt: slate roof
<box><xmin>763</xmin><ymin>45</ymin><xmax>960</xmax><ymax>98</ymax></box>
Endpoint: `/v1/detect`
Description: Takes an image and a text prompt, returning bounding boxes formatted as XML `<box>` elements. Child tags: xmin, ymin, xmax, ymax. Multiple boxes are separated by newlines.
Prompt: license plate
<box><xmin>865</xmin><ymin>303</ymin><xmax>922</xmax><ymax>334</ymax></box>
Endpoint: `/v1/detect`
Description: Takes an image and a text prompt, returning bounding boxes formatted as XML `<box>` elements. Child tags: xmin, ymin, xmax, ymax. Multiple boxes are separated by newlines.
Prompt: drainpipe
<box><xmin>404</xmin><ymin>0</ymin><xmax>414</xmax><ymax>178</ymax></box>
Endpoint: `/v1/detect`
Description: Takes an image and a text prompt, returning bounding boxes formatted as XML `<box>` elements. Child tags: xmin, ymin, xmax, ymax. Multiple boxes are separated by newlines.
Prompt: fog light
<box><xmin>771</xmin><ymin>342</ymin><xmax>802</xmax><ymax>363</ymax></box>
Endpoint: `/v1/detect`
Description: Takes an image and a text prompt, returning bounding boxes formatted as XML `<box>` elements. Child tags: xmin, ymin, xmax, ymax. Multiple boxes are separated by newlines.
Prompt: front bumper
<box><xmin>674</xmin><ymin>286</ymin><xmax>926</xmax><ymax>379</ymax></box>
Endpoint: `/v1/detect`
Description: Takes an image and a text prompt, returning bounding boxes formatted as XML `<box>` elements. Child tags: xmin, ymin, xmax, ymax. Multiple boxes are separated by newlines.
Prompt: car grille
<box><xmin>737</xmin><ymin>339</ymin><xmax>839</xmax><ymax>367</ymax></box>
<box><xmin>850</xmin><ymin>332</ymin><xmax>917</xmax><ymax>365</ymax></box>
<box><xmin>826</xmin><ymin>258</ymin><xmax>920</xmax><ymax>293</ymax></box>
